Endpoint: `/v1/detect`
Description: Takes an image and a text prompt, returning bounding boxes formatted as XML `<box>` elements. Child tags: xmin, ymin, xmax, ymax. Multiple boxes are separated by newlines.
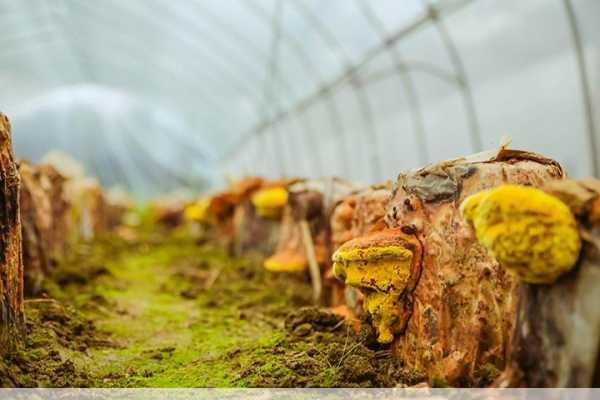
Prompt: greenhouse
<box><xmin>0</xmin><ymin>0</ymin><xmax>599</xmax><ymax>391</ymax></box>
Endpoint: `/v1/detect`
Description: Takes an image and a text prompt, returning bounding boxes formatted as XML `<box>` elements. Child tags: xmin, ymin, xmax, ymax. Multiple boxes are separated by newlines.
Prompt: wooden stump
<box><xmin>333</xmin><ymin>148</ymin><xmax>565</xmax><ymax>385</ymax></box>
<box><xmin>19</xmin><ymin>162</ymin><xmax>72</xmax><ymax>295</ymax></box>
<box><xmin>330</xmin><ymin>183</ymin><xmax>391</xmax><ymax>251</ymax></box>
<box><xmin>232</xmin><ymin>201</ymin><xmax>280</xmax><ymax>257</ymax></box>
<box><xmin>19</xmin><ymin>161</ymin><xmax>52</xmax><ymax>295</ymax></box>
<box><xmin>0</xmin><ymin>113</ymin><xmax>24</xmax><ymax>353</ymax></box>
<box><xmin>384</xmin><ymin>149</ymin><xmax>565</xmax><ymax>385</ymax></box>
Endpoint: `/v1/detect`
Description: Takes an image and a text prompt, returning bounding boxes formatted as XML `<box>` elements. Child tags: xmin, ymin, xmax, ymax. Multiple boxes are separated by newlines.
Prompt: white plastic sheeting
<box><xmin>1</xmin><ymin>0</ymin><xmax>599</xmax><ymax>196</ymax></box>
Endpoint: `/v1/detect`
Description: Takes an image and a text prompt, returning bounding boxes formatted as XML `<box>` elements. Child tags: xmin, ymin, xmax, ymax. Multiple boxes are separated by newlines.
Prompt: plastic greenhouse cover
<box><xmin>1</xmin><ymin>0</ymin><xmax>599</xmax><ymax>197</ymax></box>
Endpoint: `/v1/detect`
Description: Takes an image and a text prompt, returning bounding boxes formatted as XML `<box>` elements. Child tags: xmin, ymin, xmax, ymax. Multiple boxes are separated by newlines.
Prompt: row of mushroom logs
<box><xmin>183</xmin><ymin>146</ymin><xmax>599</xmax><ymax>387</ymax></box>
<box><xmin>0</xmin><ymin>112</ymin><xmax>131</xmax><ymax>355</ymax></box>
<box><xmin>331</xmin><ymin>148</ymin><xmax>599</xmax><ymax>387</ymax></box>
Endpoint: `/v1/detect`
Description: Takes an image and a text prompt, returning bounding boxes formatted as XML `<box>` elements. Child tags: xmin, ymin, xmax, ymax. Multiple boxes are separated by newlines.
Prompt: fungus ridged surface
<box><xmin>332</xmin><ymin>228</ymin><xmax>422</xmax><ymax>344</ymax></box>
<box><xmin>461</xmin><ymin>184</ymin><xmax>581</xmax><ymax>284</ymax></box>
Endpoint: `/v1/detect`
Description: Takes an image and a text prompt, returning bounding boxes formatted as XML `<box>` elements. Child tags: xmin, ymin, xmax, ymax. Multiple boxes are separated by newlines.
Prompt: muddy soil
<box><xmin>0</xmin><ymin>226</ymin><xmax>424</xmax><ymax>387</ymax></box>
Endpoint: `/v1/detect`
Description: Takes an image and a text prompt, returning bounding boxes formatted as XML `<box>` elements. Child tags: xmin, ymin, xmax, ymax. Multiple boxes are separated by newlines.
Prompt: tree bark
<box><xmin>232</xmin><ymin>201</ymin><xmax>280</xmax><ymax>257</ymax></box>
<box><xmin>0</xmin><ymin>113</ymin><xmax>24</xmax><ymax>353</ymax></box>
<box><xmin>330</xmin><ymin>183</ymin><xmax>391</xmax><ymax>251</ymax></box>
<box><xmin>19</xmin><ymin>162</ymin><xmax>71</xmax><ymax>295</ymax></box>
<box><xmin>19</xmin><ymin>161</ymin><xmax>51</xmax><ymax>296</ymax></box>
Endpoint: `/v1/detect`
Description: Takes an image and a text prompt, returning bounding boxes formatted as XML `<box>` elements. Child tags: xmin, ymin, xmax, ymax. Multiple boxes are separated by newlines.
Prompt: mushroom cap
<box><xmin>264</xmin><ymin>250</ymin><xmax>307</xmax><ymax>272</ymax></box>
<box><xmin>184</xmin><ymin>197</ymin><xmax>212</xmax><ymax>223</ymax></box>
<box><xmin>460</xmin><ymin>184</ymin><xmax>581</xmax><ymax>284</ymax></box>
<box><xmin>251</xmin><ymin>186</ymin><xmax>288</xmax><ymax>218</ymax></box>
<box><xmin>331</xmin><ymin>228</ymin><xmax>422</xmax><ymax>344</ymax></box>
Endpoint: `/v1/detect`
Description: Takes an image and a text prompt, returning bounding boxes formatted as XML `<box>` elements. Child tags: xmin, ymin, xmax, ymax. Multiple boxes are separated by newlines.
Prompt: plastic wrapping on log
<box><xmin>0</xmin><ymin>113</ymin><xmax>24</xmax><ymax>353</ymax></box>
<box><xmin>488</xmin><ymin>179</ymin><xmax>600</xmax><ymax>387</ymax></box>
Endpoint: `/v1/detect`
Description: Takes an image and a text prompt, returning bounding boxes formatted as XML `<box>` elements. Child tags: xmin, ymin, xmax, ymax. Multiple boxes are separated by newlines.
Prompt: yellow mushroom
<box><xmin>460</xmin><ymin>184</ymin><xmax>581</xmax><ymax>284</ymax></box>
<box><xmin>184</xmin><ymin>198</ymin><xmax>213</xmax><ymax>224</ymax></box>
<box><xmin>264</xmin><ymin>250</ymin><xmax>307</xmax><ymax>272</ymax></box>
<box><xmin>332</xmin><ymin>229</ymin><xmax>421</xmax><ymax>344</ymax></box>
<box><xmin>251</xmin><ymin>187</ymin><xmax>288</xmax><ymax>219</ymax></box>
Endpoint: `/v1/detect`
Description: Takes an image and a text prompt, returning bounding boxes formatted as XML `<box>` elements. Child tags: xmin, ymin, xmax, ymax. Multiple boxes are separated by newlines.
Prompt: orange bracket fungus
<box><xmin>332</xmin><ymin>228</ymin><xmax>422</xmax><ymax>344</ymax></box>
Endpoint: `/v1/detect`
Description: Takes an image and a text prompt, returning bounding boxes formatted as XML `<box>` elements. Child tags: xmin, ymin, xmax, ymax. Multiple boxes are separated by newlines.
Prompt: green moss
<box><xmin>6</xmin><ymin>221</ymin><xmax>422</xmax><ymax>388</ymax></box>
<box><xmin>22</xmin><ymin>226</ymin><xmax>312</xmax><ymax>387</ymax></box>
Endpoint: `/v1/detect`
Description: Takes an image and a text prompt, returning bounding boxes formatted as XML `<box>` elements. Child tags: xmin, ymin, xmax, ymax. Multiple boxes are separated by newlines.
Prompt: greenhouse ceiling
<box><xmin>1</xmin><ymin>0</ymin><xmax>599</xmax><ymax>197</ymax></box>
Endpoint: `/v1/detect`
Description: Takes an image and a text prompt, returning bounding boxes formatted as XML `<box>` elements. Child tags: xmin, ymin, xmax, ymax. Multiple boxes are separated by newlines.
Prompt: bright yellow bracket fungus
<box><xmin>264</xmin><ymin>250</ymin><xmax>307</xmax><ymax>272</ymax></box>
<box><xmin>252</xmin><ymin>187</ymin><xmax>288</xmax><ymax>219</ymax></box>
<box><xmin>460</xmin><ymin>184</ymin><xmax>581</xmax><ymax>284</ymax></box>
<box><xmin>332</xmin><ymin>246</ymin><xmax>413</xmax><ymax>293</ymax></box>
<box><xmin>332</xmin><ymin>229</ymin><xmax>420</xmax><ymax>344</ymax></box>
<box><xmin>184</xmin><ymin>198</ymin><xmax>213</xmax><ymax>224</ymax></box>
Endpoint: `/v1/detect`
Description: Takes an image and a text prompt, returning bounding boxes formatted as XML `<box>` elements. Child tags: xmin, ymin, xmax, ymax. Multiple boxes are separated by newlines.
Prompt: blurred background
<box><xmin>1</xmin><ymin>0</ymin><xmax>599</xmax><ymax>198</ymax></box>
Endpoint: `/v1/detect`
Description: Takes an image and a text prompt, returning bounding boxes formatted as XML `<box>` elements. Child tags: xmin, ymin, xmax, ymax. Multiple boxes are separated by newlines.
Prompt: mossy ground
<box><xmin>1</xmin><ymin>223</ymin><xmax>422</xmax><ymax>387</ymax></box>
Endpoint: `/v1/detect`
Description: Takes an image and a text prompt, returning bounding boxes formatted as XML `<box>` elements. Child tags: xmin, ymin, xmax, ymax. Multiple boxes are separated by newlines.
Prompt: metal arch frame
<box><xmin>46</xmin><ymin>1</ymin><xmax>90</xmax><ymax>81</ymax></box>
<box><xmin>81</xmin><ymin>1</ymin><xmax>263</xmax><ymax>103</ymax></box>
<box><xmin>359</xmin><ymin>60</ymin><xmax>459</xmax><ymax>86</ymax></box>
<box><xmin>254</xmin><ymin>0</ymin><xmax>382</xmax><ymax>179</ymax></box>
<box><xmin>424</xmin><ymin>1</ymin><xmax>483</xmax><ymax>153</ymax></box>
<box><xmin>258</xmin><ymin>0</ymin><xmax>287</xmax><ymax>177</ymax></box>
<box><xmin>563</xmin><ymin>0</ymin><xmax>598</xmax><ymax>177</ymax></box>
<box><xmin>356</xmin><ymin>0</ymin><xmax>430</xmax><ymax>166</ymax></box>
<box><xmin>64</xmin><ymin>0</ymin><xmax>277</xmax><ymax>165</ymax></box>
<box><xmin>74</xmin><ymin>0</ymin><xmax>279</xmax><ymax>170</ymax></box>
<box><xmin>147</xmin><ymin>0</ymin><xmax>307</xmax><ymax>116</ymax></box>
<box><xmin>186</xmin><ymin>1</ymin><xmax>301</xmax><ymax>98</ymax></box>
<box><xmin>86</xmin><ymin>0</ymin><xmax>314</xmax><ymax>178</ymax></box>
<box><xmin>221</xmin><ymin>0</ymin><xmax>475</xmax><ymax>168</ymax></box>
<box><xmin>122</xmin><ymin>117</ymin><xmax>206</xmax><ymax>189</ymax></box>
<box><xmin>185</xmin><ymin>0</ymin><xmax>323</xmax><ymax>131</ymax></box>
<box><xmin>63</xmin><ymin>2</ymin><xmax>242</xmax><ymax>135</ymax></box>
<box><xmin>291</xmin><ymin>0</ymin><xmax>384</xmax><ymax>180</ymax></box>
<box><xmin>288</xmin><ymin>0</ymin><xmax>362</xmax><ymax>176</ymax></box>
<box><xmin>187</xmin><ymin>0</ymin><xmax>332</xmax><ymax>177</ymax></box>
<box><xmin>241</xmin><ymin>0</ymin><xmax>354</xmax><ymax>178</ymax></box>
<box><xmin>164</xmin><ymin>3</ymin><xmax>273</xmax><ymax>86</ymax></box>
<box><xmin>15</xmin><ymin>2</ymin><xmax>137</xmax><ymax>188</ymax></box>
<box><xmin>12</xmin><ymin>0</ymin><xmax>598</xmax><ymax>191</ymax></box>
<box><xmin>27</xmin><ymin>2</ymin><xmax>220</xmax><ymax>190</ymax></box>
<box><xmin>44</xmin><ymin>1</ymin><xmax>137</xmax><ymax>188</ymax></box>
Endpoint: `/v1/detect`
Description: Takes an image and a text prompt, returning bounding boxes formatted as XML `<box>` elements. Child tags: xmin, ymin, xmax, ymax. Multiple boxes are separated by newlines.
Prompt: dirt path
<box><xmin>3</xmin><ymin>229</ymin><xmax>421</xmax><ymax>388</ymax></box>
